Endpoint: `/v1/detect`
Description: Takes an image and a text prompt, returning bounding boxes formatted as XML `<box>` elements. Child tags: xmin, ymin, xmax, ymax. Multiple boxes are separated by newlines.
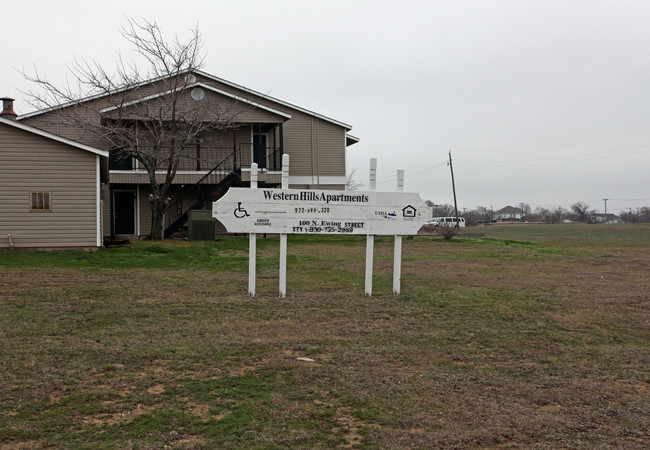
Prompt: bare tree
<box><xmin>23</xmin><ymin>18</ymin><xmax>245</xmax><ymax>240</ymax></box>
<box><xmin>534</xmin><ymin>206</ymin><xmax>568</xmax><ymax>223</ymax></box>
<box><xmin>620</xmin><ymin>206</ymin><xmax>650</xmax><ymax>223</ymax></box>
<box><xmin>475</xmin><ymin>206</ymin><xmax>493</xmax><ymax>224</ymax></box>
<box><xmin>345</xmin><ymin>168</ymin><xmax>362</xmax><ymax>191</ymax></box>
<box><xmin>571</xmin><ymin>202</ymin><xmax>594</xmax><ymax>223</ymax></box>
<box><xmin>431</xmin><ymin>203</ymin><xmax>456</xmax><ymax>217</ymax></box>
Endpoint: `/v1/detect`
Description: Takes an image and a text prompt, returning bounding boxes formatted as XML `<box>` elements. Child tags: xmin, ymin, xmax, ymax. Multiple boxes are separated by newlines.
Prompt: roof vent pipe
<box><xmin>1</xmin><ymin>97</ymin><xmax>17</xmax><ymax>120</ymax></box>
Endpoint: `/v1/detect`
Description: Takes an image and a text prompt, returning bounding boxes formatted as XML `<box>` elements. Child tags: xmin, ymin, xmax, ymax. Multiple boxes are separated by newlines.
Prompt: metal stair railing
<box><xmin>163</xmin><ymin>147</ymin><xmax>242</xmax><ymax>238</ymax></box>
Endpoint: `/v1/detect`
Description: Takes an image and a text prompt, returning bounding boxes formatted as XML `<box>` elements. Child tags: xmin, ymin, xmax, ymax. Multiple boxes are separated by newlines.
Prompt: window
<box><xmin>109</xmin><ymin>148</ymin><xmax>134</xmax><ymax>170</ymax></box>
<box><xmin>30</xmin><ymin>192</ymin><xmax>51</xmax><ymax>211</ymax></box>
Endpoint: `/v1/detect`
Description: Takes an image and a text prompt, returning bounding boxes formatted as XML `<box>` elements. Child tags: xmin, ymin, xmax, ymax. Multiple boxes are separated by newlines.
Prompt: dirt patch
<box><xmin>85</xmin><ymin>403</ymin><xmax>155</xmax><ymax>427</ymax></box>
<box><xmin>146</xmin><ymin>384</ymin><xmax>165</xmax><ymax>395</ymax></box>
<box><xmin>334</xmin><ymin>408</ymin><xmax>365</xmax><ymax>449</ymax></box>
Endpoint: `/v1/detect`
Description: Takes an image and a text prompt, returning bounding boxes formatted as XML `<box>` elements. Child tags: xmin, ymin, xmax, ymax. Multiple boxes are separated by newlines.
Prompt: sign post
<box><xmin>248</xmin><ymin>163</ymin><xmax>258</xmax><ymax>296</ymax></box>
<box><xmin>279</xmin><ymin>154</ymin><xmax>289</xmax><ymax>298</ymax></box>
<box><xmin>393</xmin><ymin>169</ymin><xmax>404</xmax><ymax>295</ymax></box>
<box><xmin>365</xmin><ymin>158</ymin><xmax>377</xmax><ymax>296</ymax></box>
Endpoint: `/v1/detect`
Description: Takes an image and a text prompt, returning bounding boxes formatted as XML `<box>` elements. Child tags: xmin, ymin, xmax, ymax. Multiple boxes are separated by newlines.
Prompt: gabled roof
<box><xmin>193</xmin><ymin>70</ymin><xmax>353</xmax><ymax>131</ymax></box>
<box><xmin>19</xmin><ymin>69</ymin><xmax>354</xmax><ymax>131</ymax></box>
<box><xmin>0</xmin><ymin>117</ymin><xmax>108</xmax><ymax>157</ymax></box>
<box><xmin>99</xmin><ymin>82</ymin><xmax>293</xmax><ymax>121</ymax></box>
<box><xmin>496</xmin><ymin>206</ymin><xmax>523</xmax><ymax>215</ymax></box>
<box><xmin>346</xmin><ymin>134</ymin><xmax>360</xmax><ymax>147</ymax></box>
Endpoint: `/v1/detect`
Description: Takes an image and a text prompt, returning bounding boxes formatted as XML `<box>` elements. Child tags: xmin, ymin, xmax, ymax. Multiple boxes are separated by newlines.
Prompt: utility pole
<box><xmin>602</xmin><ymin>198</ymin><xmax>609</xmax><ymax>215</ymax></box>
<box><xmin>448</xmin><ymin>151</ymin><xmax>460</xmax><ymax>228</ymax></box>
<box><xmin>520</xmin><ymin>202</ymin><xmax>525</xmax><ymax>220</ymax></box>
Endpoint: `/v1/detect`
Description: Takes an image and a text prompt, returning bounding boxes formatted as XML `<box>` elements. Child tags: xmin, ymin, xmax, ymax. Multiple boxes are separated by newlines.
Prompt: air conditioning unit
<box><xmin>188</xmin><ymin>210</ymin><xmax>216</xmax><ymax>241</ymax></box>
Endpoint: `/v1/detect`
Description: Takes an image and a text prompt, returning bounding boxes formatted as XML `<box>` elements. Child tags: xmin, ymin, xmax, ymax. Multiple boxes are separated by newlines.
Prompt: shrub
<box><xmin>436</xmin><ymin>225</ymin><xmax>459</xmax><ymax>240</ymax></box>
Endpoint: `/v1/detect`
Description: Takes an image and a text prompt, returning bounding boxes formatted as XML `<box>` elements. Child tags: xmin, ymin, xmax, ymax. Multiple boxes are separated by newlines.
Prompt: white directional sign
<box><xmin>212</xmin><ymin>187</ymin><xmax>432</xmax><ymax>235</ymax></box>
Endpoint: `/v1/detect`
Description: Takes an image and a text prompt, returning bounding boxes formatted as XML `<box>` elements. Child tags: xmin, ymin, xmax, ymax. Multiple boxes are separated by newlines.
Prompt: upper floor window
<box><xmin>30</xmin><ymin>192</ymin><xmax>51</xmax><ymax>211</ymax></box>
<box><xmin>109</xmin><ymin>148</ymin><xmax>134</xmax><ymax>170</ymax></box>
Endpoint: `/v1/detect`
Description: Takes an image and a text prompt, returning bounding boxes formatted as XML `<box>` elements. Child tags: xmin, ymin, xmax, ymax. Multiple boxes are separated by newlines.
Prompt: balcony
<box><xmin>108</xmin><ymin>141</ymin><xmax>283</xmax><ymax>184</ymax></box>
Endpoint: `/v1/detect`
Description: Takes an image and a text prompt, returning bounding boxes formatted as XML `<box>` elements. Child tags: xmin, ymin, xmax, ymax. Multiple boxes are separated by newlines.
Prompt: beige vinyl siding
<box><xmin>0</xmin><ymin>123</ymin><xmax>100</xmax><ymax>248</ymax></box>
<box><xmin>105</xmin><ymin>90</ymin><xmax>287</xmax><ymax>125</ymax></box>
<box><xmin>195</xmin><ymin>74</ymin><xmax>350</xmax><ymax>180</ymax></box>
<box><xmin>282</xmin><ymin>114</ymin><xmax>314</xmax><ymax>177</ymax></box>
<box><xmin>20</xmin><ymin>106</ymin><xmax>107</xmax><ymax>150</ymax></box>
<box><xmin>101</xmin><ymin>184</ymin><xmax>111</xmax><ymax>237</ymax></box>
<box><xmin>308</xmin><ymin>119</ymin><xmax>346</xmax><ymax>177</ymax></box>
<box><xmin>279</xmin><ymin>114</ymin><xmax>346</xmax><ymax>189</ymax></box>
<box><xmin>22</xmin><ymin>73</ymin><xmax>351</xmax><ymax>184</ymax></box>
<box><xmin>139</xmin><ymin>186</ymin><xmax>152</xmax><ymax>237</ymax></box>
<box><xmin>19</xmin><ymin>72</ymin><xmax>353</xmax><ymax>238</ymax></box>
<box><xmin>21</xmin><ymin>84</ymin><xmax>285</xmax><ymax>146</ymax></box>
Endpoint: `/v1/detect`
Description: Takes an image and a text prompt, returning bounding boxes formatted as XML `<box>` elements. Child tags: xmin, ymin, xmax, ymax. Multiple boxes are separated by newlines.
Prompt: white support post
<box><xmin>279</xmin><ymin>154</ymin><xmax>290</xmax><ymax>298</ymax></box>
<box><xmin>393</xmin><ymin>169</ymin><xmax>404</xmax><ymax>295</ymax></box>
<box><xmin>365</xmin><ymin>235</ymin><xmax>374</xmax><ymax>295</ymax></box>
<box><xmin>249</xmin><ymin>163</ymin><xmax>258</xmax><ymax>297</ymax></box>
<box><xmin>365</xmin><ymin>158</ymin><xmax>377</xmax><ymax>296</ymax></box>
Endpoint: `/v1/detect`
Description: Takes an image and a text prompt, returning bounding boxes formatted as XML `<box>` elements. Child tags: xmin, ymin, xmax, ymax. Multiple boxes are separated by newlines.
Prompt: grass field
<box><xmin>1</xmin><ymin>224</ymin><xmax>648</xmax><ymax>448</ymax></box>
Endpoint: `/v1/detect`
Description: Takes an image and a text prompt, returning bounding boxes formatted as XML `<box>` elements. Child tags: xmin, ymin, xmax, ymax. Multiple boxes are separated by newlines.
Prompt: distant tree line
<box><xmin>619</xmin><ymin>207</ymin><xmax>650</xmax><ymax>223</ymax></box>
<box><xmin>426</xmin><ymin>202</ymin><xmax>650</xmax><ymax>225</ymax></box>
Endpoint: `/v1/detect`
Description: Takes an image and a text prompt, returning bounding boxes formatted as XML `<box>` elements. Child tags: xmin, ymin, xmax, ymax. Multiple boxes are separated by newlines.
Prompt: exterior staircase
<box><xmin>163</xmin><ymin>169</ymin><xmax>241</xmax><ymax>238</ymax></box>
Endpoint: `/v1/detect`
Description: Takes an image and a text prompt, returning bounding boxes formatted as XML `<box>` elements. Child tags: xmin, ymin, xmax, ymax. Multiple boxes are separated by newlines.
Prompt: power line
<box><xmin>455</xmin><ymin>145</ymin><xmax>650</xmax><ymax>167</ymax></box>
<box><xmin>456</xmin><ymin>128</ymin><xmax>650</xmax><ymax>153</ymax></box>
<box><xmin>507</xmin><ymin>197</ymin><xmax>650</xmax><ymax>210</ymax></box>
<box><xmin>375</xmin><ymin>160</ymin><xmax>447</xmax><ymax>185</ymax></box>
<box><xmin>607</xmin><ymin>197</ymin><xmax>650</xmax><ymax>202</ymax></box>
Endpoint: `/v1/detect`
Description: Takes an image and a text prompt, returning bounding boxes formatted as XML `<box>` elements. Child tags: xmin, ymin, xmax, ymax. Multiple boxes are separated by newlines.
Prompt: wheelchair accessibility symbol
<box><xmin>234</xmin><ymin>202</ymin><xmax>250</xmax><ymax>218</ymax></box>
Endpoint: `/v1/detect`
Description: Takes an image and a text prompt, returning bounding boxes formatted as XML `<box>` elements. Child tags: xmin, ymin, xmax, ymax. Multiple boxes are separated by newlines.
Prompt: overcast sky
<box><xmin>3</xmin><ymin>0</ymin><xmax>650</xmax><ymax>214</ymax></box>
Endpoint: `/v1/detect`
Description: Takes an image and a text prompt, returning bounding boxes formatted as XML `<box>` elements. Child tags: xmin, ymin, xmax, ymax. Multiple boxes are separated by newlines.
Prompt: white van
<box><xmin>430</xmin><ymin>217</ymin><xmax>466</xmax><ymax>228</ymax></box>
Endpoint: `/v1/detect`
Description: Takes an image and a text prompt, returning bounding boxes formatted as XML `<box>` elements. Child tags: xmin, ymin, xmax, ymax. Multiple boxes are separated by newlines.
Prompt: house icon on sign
<box><xmin>402</xmin><ymin>205</ymin><xmax>417</xmax><ymax>218</ymax></box>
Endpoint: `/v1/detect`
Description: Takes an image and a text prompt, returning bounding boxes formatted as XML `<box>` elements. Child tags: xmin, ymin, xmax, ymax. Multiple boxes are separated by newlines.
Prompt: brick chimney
<box><xmin>1</xmin><ymin>97</ymin><xmax>17</xmax><ymax>120</ymax></box>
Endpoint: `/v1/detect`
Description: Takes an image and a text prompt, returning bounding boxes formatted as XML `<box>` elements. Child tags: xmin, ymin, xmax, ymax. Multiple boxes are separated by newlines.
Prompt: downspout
<box><xmin>311</xmin><ymin>118</ymin><xmax>315</xmax><ymax>183</ymax></box>
<box><xmin>316</xmin><ymin>118</ymin><xmax>320</xmax><ymax>186</ymax></box>
<box><xmin>96</xmin><ymin>155</ymin><xmax>102</xmax><ymax>247</ymax></box>
<box><xmin>7</xmin><ymin>233</ymin><xmax>14</xmax><ymax>250</ymax></box>
<box><xmin>272</xmin><ymin>127</ymin><xmax>277</xmax><ymax>170</ymax></box>
<box><xmin>136</xmin><ymin>186</ymin><xmax>141</xmax><ymax>236</ymax></box>
<box><xmin>232</xmin><ymin>129</ymin><xmax>237</xmax><ymax>170</ymax></box>
<box><xmin>109</xmin><ymin>184</ymin><xmax>115</xmax><ymax>241</ymax></box>
<box><xmin>279</xmin><ymin>124</ymin><xmax>284</xmax><ymax>162</ymax></box>
<box><xmin>257</xmin><ymin>123</ymin><xmax>263</xmax><ymax>169</ymax></box>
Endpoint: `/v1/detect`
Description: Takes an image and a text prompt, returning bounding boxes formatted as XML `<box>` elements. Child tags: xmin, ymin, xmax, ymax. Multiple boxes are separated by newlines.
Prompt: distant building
<box><xmin>592</xmin><ymin>213</ymin><xmax>622</xmax><ymax>224</ymax></box>
<box><xmin>494</xmin><ymin>206</ymin><xmax>524</xmax><ymax>221</ymax></box>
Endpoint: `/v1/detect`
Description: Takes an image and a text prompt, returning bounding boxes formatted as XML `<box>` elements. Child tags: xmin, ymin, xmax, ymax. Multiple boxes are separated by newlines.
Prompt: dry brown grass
<box><xmin>0</xmin><ymin>224</ymin><xmax>648</xmax><ymax>448</ymax></box>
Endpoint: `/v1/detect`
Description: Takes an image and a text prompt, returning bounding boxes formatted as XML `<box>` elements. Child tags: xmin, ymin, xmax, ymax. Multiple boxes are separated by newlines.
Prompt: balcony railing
<box><xmin>108</xmin><ymin>142</ymin><xmax>282</xmax><ymax>173</ymax></box>
<box><xmin>238</xmin><ymin>143</ymin><xmax>282</xmax><ymax>171</ymax></box>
